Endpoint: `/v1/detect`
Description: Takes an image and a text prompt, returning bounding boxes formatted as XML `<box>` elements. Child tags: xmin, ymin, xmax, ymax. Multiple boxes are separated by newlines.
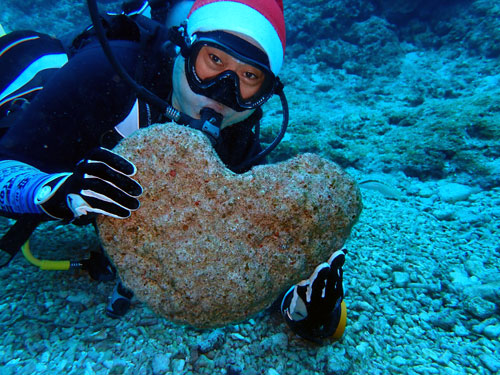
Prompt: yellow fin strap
<box><xmin>332</xmin><ymin>300</ymin><xmax>347</xmax><ymax>340</ymax></box>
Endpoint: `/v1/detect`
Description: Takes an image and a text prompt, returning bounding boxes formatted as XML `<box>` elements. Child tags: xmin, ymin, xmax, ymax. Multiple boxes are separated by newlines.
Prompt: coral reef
<box><xmin>2</xmin><ymin>0</ymin><xmax>498</xmax><ymax>187</ymax></box>
<box><xmin>97</xmin><ymin>124</ymin><xmax>362</xmax><ymax>328</ymax></box>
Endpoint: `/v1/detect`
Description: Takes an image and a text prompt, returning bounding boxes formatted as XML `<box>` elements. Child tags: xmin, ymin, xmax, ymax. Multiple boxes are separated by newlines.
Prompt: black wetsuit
<box><xmin>0</xmin><ymin>28</ymin><xmax>263</xmax><ymax>219</ymax></box>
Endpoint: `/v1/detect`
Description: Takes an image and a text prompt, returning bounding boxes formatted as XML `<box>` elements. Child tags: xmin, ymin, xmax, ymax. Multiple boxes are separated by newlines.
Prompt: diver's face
<box><xmin>171</xmin><ymin>55</ymin><xmax>256</xmax><ymax>129</ymax></box>
<box><xmin>194</xmin><ymin>45</ymin><xmax>266</xmax><ymax>100</ymax></box>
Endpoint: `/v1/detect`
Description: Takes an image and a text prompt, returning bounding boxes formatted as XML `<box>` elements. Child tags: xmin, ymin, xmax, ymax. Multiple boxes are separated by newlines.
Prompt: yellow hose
<box><xmin>0</xmin><ymin>23</ymin><xmax>6</xmax><ymax>37</ymax></box>
<box><xmin>21</xmin><ymin>240</ymin><xmax>70</xmax><ymax>270</ymax></box>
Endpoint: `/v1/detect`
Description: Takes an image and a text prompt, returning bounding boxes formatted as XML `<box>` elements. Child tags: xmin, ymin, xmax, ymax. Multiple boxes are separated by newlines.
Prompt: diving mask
<box><xmin>185</xmin><ymin>31</ymin><xmax>278</xmax><ymax>112</ymax></box>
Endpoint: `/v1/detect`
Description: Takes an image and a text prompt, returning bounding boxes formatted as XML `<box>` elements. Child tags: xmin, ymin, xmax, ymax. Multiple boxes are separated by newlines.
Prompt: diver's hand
<box><xmin>281</xmin><ymin>249</ymin><xmax>347</xmax><ymax>343</ymax></box>
<box><xmin>36</xmin><ymin>147</ymin><xmax>142</xmax><ymax>220</ymax></box>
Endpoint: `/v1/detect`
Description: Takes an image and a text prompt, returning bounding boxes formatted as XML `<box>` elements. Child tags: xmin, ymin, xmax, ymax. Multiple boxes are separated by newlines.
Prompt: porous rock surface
<box><xmin>97</xmin><ymin>123</ymin><xmax>362</xmax><ymax>328</ymax></box>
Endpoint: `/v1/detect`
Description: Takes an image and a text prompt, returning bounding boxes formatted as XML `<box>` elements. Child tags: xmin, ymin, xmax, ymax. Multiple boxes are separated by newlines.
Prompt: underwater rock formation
<box><xmin>97</xmin><ymin>123</ymin><xmax>362</xmax><ymax>328</ymax></box>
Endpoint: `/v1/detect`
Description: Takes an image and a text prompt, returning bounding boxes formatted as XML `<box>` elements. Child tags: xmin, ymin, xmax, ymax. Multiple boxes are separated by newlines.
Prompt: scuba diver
<box><xmin>0</xmin><ymin>0</ymin><xmax>347</xmax><ymax>343</ymax></box>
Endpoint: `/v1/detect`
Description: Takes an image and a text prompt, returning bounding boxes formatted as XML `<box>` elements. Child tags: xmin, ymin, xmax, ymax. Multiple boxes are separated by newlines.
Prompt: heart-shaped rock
<box><xmin>97</xmin><ymin>123</ymin><xmax>362</xmax><ymax>328</ymax></box>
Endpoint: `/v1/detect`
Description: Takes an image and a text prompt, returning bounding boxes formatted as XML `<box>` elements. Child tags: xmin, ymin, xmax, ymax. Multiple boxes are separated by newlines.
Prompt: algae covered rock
<box><xmin>97</xmin><ymin>123</ymin><xmax>362</xmax><ymax>328</ymax></box>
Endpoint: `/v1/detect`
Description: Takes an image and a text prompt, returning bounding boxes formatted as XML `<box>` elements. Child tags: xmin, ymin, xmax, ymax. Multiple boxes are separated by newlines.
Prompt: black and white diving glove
<box><xmin>35</xmin><ymin>147</ymin><xmax>142</xmax><ymax>221</ymax></box>
<box><xmin>281</xmin><ymin>249</ymin><xmax>347</xmax><ymax>343</ymax></box>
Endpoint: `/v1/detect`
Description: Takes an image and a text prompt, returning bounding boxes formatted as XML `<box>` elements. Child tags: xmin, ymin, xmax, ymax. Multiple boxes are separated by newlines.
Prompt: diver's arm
<box><xmin>0</xmin><ymin>149</ymin><xmax>142</xmax><ymax>221</ymax></box>
<box><xmin>0</xmin><ymin>160</ymin><xmax>57</xmax><ymax>216</ymax></box>
<box><xmin>0</xmin><ymin>41</ymin><xmax>145</xmax><ymax>220</ymax></box>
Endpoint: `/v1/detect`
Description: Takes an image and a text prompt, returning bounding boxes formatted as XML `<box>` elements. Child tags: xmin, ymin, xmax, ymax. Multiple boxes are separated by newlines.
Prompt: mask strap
<box><xmin>167</xmin><ymin>21</ymin><xmax>192</xmax><ymax>58</ymax></box>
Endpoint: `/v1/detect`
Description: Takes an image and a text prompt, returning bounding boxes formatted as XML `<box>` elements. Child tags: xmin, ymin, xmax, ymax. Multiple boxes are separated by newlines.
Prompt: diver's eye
<box><xmin>209</xmin><ymin>53</ymin><xmax>222</xmax><ymax>65</ymax></box>
<box><xmin>243</xmin><ymin>71</ymin><xmax>258</xmax><ymax>80</ymax></box>
<box><xmin>240</xmin><ymin>69</ymin><xmax>264</xmax><ymax>89</ymax></box>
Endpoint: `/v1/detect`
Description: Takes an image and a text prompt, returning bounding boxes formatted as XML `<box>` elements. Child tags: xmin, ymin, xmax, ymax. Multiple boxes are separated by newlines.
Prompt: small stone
<box><xmin>197</xmin><ymin>329</ymin><xmax>225</xmax><ymax>353</ymax></box>
<box><xmin>152</xmin><ymin>353</ymin><xmax>171</xmax><ymax>375</ymax></box>
<box><xmin>35</xmin><ymin>363</ymin><xmax>47</xmax><ymax>372</ymax></box>
<box><xmin>419</xmin><ymin>311</ymin><xmax>430</xmax><ymax>322</ymax></box>
<box><xmin>480</xmin><ymin>354</ymin><xmax>500</xmax><ymax>372</ymax></box>
<box><xmin>260</xmin><ymin>333</ymin><xmax>289</xmax><ymax>352</ymax></box>
<box><xmin>82</xmin><ymin>330</ymin><xmax>108</xmax><ymax>342</ymax></box>
<box><xmin>413</xmin><ymin>365</ymin><xmax>439</xmax><ymax>374</ymax></box>
<box><xmin>418</xmin><ymin>186</ymin><xmax>434</xmax><ymax>197</ymax></box>
<box><xmin>350</xmin><ymin>301</ymin><xmax>374</xmax><ymax>312</ymax></box>
<box><xmin>457</xmin><ymin>209</ymin><xmax>482</xmax><ymax>224</ymax></box>
<box><xmin>437</xmin><ymin>182</ymin><xmax>474</xmax><ymax>203</ymax></box>
<box><xmin>383</xmin><ymin>304</ymin><xmax>396</xmax><ymax>315</ymax></box>
<box><xmin>194</xmin><ymin>355</ymin><xmax>213</xmax><ymax>370</ymax></box>
<box><xmin>429</xmin><ymin>311</ymin><xmax>457</xmax><ymax>331</ymax></box>
<box><xmin>56</xmin><ymin>359</ymin><xmax>69</xmax><ymax>372</ymax></box>
<box><xmin>368</xmin><ymin>285</ymin><xmax>381</xmax><ymax>295</ymax></box>
<box><xmin>0</xmin><ymin>365</ymin><xmax>16</xmax><ymax>375</ymax></box>
<box><xmin>103</xmin><ymin>360</ymin><xmax>114</xmax><ymax>370</ymax></box>
<box><xmin>434</xmin><ymin>351</ymin><xmax>452</xmax><ymax>366</ymax></box>
<box><xmin>392</xmin><ymin>356</ymin><xmax>406</xmax><ymax>366</ymax></box>
<box><xmin>463</xmin><ymin>258</ymin><xmax>484</xmax><ymax>278</ymax></box>
<box><xmin>137</xmin><ymin>318</ymin><xmax>159</xmax><ymax>327</ymax></box>
<box><xmin>316</xmin><ymin>345</ymin><xmax>334</xmax><ymax>362</ymax></box>
<box><xmin>464</xmin><ymin>297</ymin><xmax>497</xmax><ymax>320</ymax></box>
<box><xmin>227</xmin><ymin>364</ymin><xmax>244</xmax><ymax>375</ymax></box>
<box><xmin>472</xmin><ymin>318</ymin><xmax>498</xmax><ymax>334</ymax></box>
<box><xmin>171</xmin><ymin>359</ymin><xmax>186</xmax><ymax>374</ymax></box>
<box><xmin>471</xmin><ymin>281</ymin><xmax>500</xmax><ymax>302</ymax></box>
<box><xmin>327</xmin><ymin>355</ymin><xmax>351</xmax><ymax>374</ymax></box>
<box><xmin>355</xmin><ymin>342</ymin><xmax>371</xmax><ymax>356</ymax></box>
<box><xmin>66</xmin><ymin>292</ymin><xmax>92</xmax><ymax>305</ymax></box>
<box><xmin>453</xmin><ymin>325</ymin><xmax>469</xmax><ymax>337</ymax></box>
<box><xmin>109</xmin><ymin>365</ymin><xmax>126</xmax><ymax>375</ymax></box>
<box><xmin>483</xmin><ymin>324</ymin><xmax>500</xmax><ymax>339</ymax></box>
<box><xmin>230</xmin><ymin>333</ymin><xmax>251</xmax><ymax>343</ymax></box>
<box><xmin>432</xmin><ymin>208</ymin><xmax>456</xmax><ymax>221</ymax></box>
<box><xmin>449</xmin><ymin>268</ymin><xmax>475</xmax><ymax>289</ymax></box>
<box><xmin>393</xmin><ymin>272</ymin><xmax>410</xmax><ymax>287</ymax></box>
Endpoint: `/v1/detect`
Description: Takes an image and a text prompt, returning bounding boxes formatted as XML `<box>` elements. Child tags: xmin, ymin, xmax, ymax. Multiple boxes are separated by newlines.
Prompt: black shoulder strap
<box><xmin>0</xmin><ymin>216</ymin><xmax>41</xmax><ymax>267</ymax></box>
<box><xmin>121</xmin><ymin>0</ymin><xmax>173</xmax><ymax>24</ymax></box>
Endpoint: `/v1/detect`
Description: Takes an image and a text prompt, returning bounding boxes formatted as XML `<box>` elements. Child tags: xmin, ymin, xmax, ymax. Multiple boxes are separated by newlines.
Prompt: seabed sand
<box><xmin>1</xmin><ymin>0</ymin><xmax>499</xmax><ymax>374</ymax></box>
<box><xmin>1</xmin><ymin>180</ymin><xmax>498</xmax><ymax>374</ymax></box>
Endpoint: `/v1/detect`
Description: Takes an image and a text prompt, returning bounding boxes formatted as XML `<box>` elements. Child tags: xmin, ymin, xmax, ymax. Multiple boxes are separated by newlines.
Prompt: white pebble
<box><xmin>230</xmin><ymin>333</ymin><xmax>251</xmax><ymax>343</ymax></box>
<box><xmin>483</xmin><ymin>324</ymin><xmax>500</xmax><ymax>339</ymax></box>
<box><xmin>432</xmin><ymin>208</ymin><xmax>456</xmax><ymax>221</ymax></box>
<box><xmin>368</xmin><ymin>285</ymin><xmax>381</xmax><ymax>295</ymax></box>
<box><xmin>356</xmin><ymin>342</ymin><xmax>370</xmax><ymax>355</ymax></box>
<box><xmin>480</xmin><ymin>354</ymin><xmax>500</xmax><ymax>372</ymax></box>
<box><xmin>66</xmin><ymin>292</ymin><xmax>92</xmax><ymax>305</ymax></box>
<box><xmin>102</xmin><ymin>360</ymin><xmax>114</xmax><ymax>370</ymax></box>
<box><xmin>152</xmin><ymin>353</ymin><xmax>171</xmax><ymax>375</ymax></box>
<box><xmin>393</xmin><ymin>272</ymin><xmax>410</xmax><ymax>287</ymax></box>
<box><xmin>392</xmin><ymin>356</ymin><xmax>406</xmax><ymax>366</ymax></box>
<box><xmin>171</xmin><ymin>359</ymin><xmax>185</xmax><ymax>374</ymax></box>
<box><xmin>437</xmin><ymin>182</ymin><xmax>474</xmax><ymax>203</ymax></box>
<box><xmin>453</xmin><ymin>325</ymin><xmax>469</xmax><ymax>337</ymax></box>
<box><xmin>418</xmin><ymin>186</ymin><xmax>434</xmax><ymax>197</ymax></box>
